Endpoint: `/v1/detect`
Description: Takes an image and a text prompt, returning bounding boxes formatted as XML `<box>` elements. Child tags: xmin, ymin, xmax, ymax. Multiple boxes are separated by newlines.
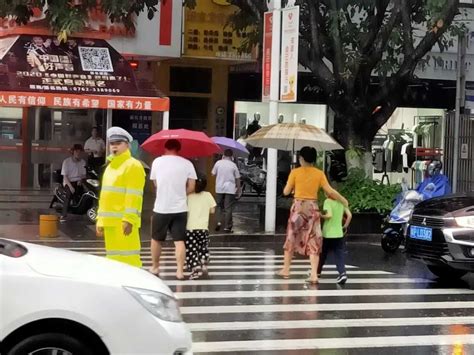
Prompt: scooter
<box><xmin>50</xmin><ymin>166</ymin><xmax>100</xmax><ymax>223</ymax></box>
<box><xmin>236</xmin><ymin>159</ymin><xmax>284</xmax><ymax>199</ymax></box>
<box><xmin>381</xmin><ymin>161</ymin><xmax>451</xmax><ymax>253</ymax></box>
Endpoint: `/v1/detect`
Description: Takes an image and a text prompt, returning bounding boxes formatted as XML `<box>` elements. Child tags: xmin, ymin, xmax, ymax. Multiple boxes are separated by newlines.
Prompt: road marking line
<box><xmin>140</xmin><ymin>260</ymin><xmax>355</xmax><ymax>265</ymax></box>
<box><xmin>188</xmin><ymin>316</ymin><xmax>474</xmax><ymax>331</ymax></box>
<box><xmin>66</xmin><ymin>247</ymin><xmax>248</xmax><ymax>251</ymax></box>
<box><xmin>164</xmin><ymin>278</ymin><xmax>432</xmax><ymax>286</ymax></box>
<box><xmin>154</xmin><ymin>270</ymin><xmax>391</xmax><ymax>276</ymax></box>
<box><xmin>192</xmin><ymin>334</ymin><xmax>474</xmax><ymax>352</ymax></box>
<box><xmin>139</xmin><ymin>265</ymin><xmax>350</xmax><ymax>270</ymax></box>
<box><xmin>88</xmin><ymin>253</ymin><xmax>292</xmax><ymax>258</ymax></box>
<box><xmin>180</xmin><ymin>301</ymin><xmax>474</xmax><ymax>314</ymax></box>
<box><xmin>176</xmin><ymin>288</ymin><xmax>474</xmax><ymax>299</ymax></box>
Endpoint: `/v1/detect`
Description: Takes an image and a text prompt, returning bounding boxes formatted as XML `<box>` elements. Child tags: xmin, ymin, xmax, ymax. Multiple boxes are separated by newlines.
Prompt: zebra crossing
<box><xmin>64</xmin><ymin>244</ymin><xmax>474</xmax><ymax>354</ymax></box>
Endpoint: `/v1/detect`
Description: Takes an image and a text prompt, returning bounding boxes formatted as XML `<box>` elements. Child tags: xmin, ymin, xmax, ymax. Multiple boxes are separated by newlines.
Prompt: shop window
<box><xmin>170</xmin><ymin>67</ymin><xmax>212</xmax><ymax>94</ymax></box>
<box><xmin>0</xmin><ymin>107</ymin><xmax>22</xmax><ymax>140</ymax></box>
<box><xmin>169</xmin><ymin>96</ymin><xmax>209</xmax><ymax>132</ymax></box>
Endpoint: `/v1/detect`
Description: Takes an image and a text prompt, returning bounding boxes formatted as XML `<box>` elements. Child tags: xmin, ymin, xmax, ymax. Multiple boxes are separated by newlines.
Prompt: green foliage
<box><xmin>226</xmin><ymin>0</ymin><xmax>463</xmax><ymax>151</ymax></box>
<box><xmin>337</xmin><ymin>168</ymin><xmax>401</xmax><ymax>214</ymax></box>
<box><xmin>0</xmin><ymin>0</ymin><xmax>160</xmax><ymax>40</ymax></box>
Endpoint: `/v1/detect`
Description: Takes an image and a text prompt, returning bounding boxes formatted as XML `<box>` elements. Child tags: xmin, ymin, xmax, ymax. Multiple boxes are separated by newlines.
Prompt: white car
<box><xmin>0</xmin><ymin>239</ymin><xmax>192</xmax><ymax>355</ymax></box>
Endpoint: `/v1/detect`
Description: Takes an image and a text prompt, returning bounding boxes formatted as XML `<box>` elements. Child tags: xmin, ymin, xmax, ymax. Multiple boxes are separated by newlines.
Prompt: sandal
<box><xmin>305</xmin><ymin>278</ymin><xmax>319</xmax><ymax>285</ymax></box>
<box><xmin>275</xmin><ymin>272</ymin><xmax>290</xmax><ymax>279</ymax></box>
<box><xmin>189</xmin><ymin>270</ymin><xmax>203</xmax><ymax>280</ymax></box>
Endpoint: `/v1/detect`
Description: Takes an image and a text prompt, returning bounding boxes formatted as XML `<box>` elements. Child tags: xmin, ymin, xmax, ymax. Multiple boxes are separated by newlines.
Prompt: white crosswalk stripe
<box><xmin>64</xmin><ymin>245</ymin><xmax>474</xmax><ymax>354</ymax></box>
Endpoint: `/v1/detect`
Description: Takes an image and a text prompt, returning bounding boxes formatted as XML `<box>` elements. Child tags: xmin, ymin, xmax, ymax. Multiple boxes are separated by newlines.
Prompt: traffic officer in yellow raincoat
<box><xmin>96</xmin><ymin>127</ymin><xmax>145</xmax><ymax>267</ymax></box>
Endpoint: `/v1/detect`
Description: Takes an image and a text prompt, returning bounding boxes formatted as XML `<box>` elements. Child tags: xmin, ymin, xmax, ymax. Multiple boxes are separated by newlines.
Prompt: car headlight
<box><xmin>124</xmin><ymin>287</ymin><xmax>183</xmax><ymax>323</ymax></box>
<box><xmin>455</xmin><ymin>216</ymin><xmax>474</xmax><ymax>228</ymax></box>
<box><xmin>87</xmin><ymin>179</ymin><xmax>100</xmax><ymax>188</ymax></box>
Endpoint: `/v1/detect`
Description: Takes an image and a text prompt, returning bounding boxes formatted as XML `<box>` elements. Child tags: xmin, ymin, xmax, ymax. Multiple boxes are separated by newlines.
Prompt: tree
<box><xmin>0</xmin><ymin>0</ymin><xmax>172</xmax><ymax>41</ymax></box>
<box><xmin>226</xmin><ymin>0</ymin><xmax>464</xmax><ymax>168</ymax></box>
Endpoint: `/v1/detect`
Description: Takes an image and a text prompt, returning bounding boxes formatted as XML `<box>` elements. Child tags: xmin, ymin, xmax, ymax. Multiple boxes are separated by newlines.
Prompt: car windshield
<box><xmin>0</xmin><ymin>239</ymin><xmax>28</xmax><ymax>258</ymax></box>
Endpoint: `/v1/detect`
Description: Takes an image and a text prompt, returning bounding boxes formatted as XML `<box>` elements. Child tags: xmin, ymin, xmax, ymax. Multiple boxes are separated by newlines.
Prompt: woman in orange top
<box><xmin>277</xmin><ymin>146</ymin><xmax>348</xmax><ymax>284</ymax></box>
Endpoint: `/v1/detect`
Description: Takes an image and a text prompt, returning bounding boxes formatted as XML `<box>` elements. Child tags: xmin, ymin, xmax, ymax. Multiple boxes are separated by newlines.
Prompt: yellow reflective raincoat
<box><xmin>97</xmin><ymin>149</ymin><xmax>145</xmax><ymax>267</ymax></box>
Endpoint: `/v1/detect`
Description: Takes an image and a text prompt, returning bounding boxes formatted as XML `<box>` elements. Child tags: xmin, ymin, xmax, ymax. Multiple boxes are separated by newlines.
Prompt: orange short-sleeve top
<box><xmin>286</xmin><ymin>166</ymin><xmax>330</xmax><ymax>200</ymax></box>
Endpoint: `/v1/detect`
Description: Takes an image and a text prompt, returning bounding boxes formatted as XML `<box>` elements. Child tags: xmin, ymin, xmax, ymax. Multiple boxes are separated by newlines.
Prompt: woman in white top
<box><xmin>185</xmin><ymin>175</ymin><xmax>217</xmax><ymax>280</ymax></box>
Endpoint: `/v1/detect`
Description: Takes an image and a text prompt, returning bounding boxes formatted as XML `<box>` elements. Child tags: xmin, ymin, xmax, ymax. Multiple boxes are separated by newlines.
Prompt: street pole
<box><xmin>265</xmin><ymin>0</ymin><xmax>281</xmax><ymax>233</ymax></box>
<box><xmin>163</xmin><ymin>110</ymin><xmax>170</xmax><ymax>130</ymax></box>
<box><xmin>106</xmin><ymin>108</ymin><xmax>113</xmax><ymax>156</ymax></box>
<box><xmin>453</xmin><ymin>34</ymin><xmax>466</xmax><ymax>193</ymax></box>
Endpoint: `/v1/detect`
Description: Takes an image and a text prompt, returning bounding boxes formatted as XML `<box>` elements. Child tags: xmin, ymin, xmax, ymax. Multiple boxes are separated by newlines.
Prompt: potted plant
<box><xmin>336</xmin><ymin>168</ymin><xmax>401</xmax><ymax>235</ymax></box>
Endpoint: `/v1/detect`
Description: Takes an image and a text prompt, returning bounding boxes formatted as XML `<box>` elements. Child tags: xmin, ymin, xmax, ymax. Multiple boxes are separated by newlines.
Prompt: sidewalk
<box><xmin>0</xmin><ymin>189</ymin><xmax>379</xmax><ymax>244</ymax></box>
<box><xmin>0</xmin><ymin>189</ymin><xmax>284</xmax><ymax>242</ymax></box>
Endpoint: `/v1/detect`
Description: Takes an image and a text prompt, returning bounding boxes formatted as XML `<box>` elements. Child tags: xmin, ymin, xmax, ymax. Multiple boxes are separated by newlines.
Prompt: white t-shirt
<box><xmin>61</xmin><ymin>157</ymin><xmax>86</xmax><ymax>184</ymax></box>
<box><xmin>150</xmin><ymin>155</ymin><xmax>197</xmax><ymax>214</ymax></box>
<box><xmin>212</xmin><ymin>158</ymin><xmax>241</xmax><ymax>194</ymax></box>
<box><xmin>186</xmin><ymin>192</ymin><xmax>217</xmax><ymax>230</ymax></box>
<box><xmin>84</xmin><ymin>137</ymin><xmax>105</xmax><ymax>158</ymax></box>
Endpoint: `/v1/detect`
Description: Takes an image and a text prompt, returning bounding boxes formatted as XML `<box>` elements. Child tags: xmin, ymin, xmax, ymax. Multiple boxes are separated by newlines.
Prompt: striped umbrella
<box><xmin>245</xmin><ymin>123</ymin><xmax>343</xmax><ymax>151</ymax></box>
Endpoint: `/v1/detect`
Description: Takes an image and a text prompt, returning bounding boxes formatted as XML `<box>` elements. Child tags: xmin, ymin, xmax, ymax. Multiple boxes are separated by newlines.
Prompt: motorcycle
<box><xmin>236</xmin><ymin>159</ymin><xmax>284</xmax><ymax>199</ymax></box>
<box><xmin>49</xmin><ymin>166</ymin><xmax>100</xmax><ymax>223</ymax></box>
<box><xmin>381</xmin><ymin>161</ymin><xmax>451</xmax><ymax>253</ymax></box>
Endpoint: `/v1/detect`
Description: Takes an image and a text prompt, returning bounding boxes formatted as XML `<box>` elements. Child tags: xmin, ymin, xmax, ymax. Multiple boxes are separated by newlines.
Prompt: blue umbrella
<box><xmin>212</xmin><ymin>136</ymin><xmax>249</xmax><ymax>157</ymax></box>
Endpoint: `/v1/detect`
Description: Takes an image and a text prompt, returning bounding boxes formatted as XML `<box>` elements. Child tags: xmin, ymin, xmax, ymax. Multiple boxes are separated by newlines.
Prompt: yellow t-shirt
<box><xmin>186</xmin><ymin>192</ymin><xmax>217</xmax><ymax>230</ymax></box>
<box><xmin>286</xmin><ymin>167</ymin><xmax>330</xmax><ymax>200</ymax></box>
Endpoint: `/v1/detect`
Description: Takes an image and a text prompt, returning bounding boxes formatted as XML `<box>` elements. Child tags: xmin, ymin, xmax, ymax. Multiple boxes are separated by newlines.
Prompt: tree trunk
<box><xmin>333</xmin><ymin>110</ymin><xmax>377</xmax><ymax>177</ymax></box>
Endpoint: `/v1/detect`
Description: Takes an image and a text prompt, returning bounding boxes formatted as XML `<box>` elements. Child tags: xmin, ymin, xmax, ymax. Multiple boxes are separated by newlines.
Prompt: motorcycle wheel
<box><xmin>381</xmin><ymin>233</ymin><xmax>402</xmax><ymax>253</ymax></box>
<box><xmin>87</xmin><ymin>206</ymin><xmax>98</xmax><ymax>223</ymax></box>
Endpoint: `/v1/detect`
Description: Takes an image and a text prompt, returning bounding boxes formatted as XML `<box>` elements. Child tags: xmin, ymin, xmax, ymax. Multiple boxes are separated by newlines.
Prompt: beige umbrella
<box><xmin>245</xmin><ymin>123</ymin><xmax>343</xmax><ymax>151</ymax></box>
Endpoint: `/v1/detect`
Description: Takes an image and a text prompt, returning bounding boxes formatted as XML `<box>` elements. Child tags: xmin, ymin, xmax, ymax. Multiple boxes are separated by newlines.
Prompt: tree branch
<box><xmin>360</xmin><ymin>0</ymin><xmax>390</xmax><ymax>53</ymax></box>
<box><xmin>400</xmin><ymin>0</ymin><xmax>415</xmax><ymax>57</ymax></box>
<box><xmin>304</xmin><ymin>0</ymin><xmax>336</xmax><ymax>93</ymax></box>
<box><xmin>365</xmin><ymin>4</ymin><xmax>402</xmax><ymax>73</ymax></box>
<box><xmin>328</xmin><ymin>0</ymin><xmax>344</xmax><ymax>80</ymax></box>
<box><xmin>371</xmin><ymin>0</ymin><xmax>459</xmax><ymax>107</ymax></box>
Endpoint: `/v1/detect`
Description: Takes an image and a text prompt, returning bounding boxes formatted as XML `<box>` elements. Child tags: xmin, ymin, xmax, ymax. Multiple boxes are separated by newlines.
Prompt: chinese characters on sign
<box><xmin>0</xmin><ymin>92</ymin><xmax>166</xmax><ymax>112</ymax></box>
<box><xmin>0</xmin><ymin>35</ymin><xmax>137</xmax><ymax>96</ymax></box>
<box><xmin>183</xmin><ymin>0</ymin><xmax>256</xmax><ymax>61</ymax></box>
<box><xmin>280</xmin><ymin>6</ymin><xmax>299</xmax><ymax>102</ymax></box>
<box><xmin>262</xmin><ymin>12</ymin><xmax>273</xmax><ymax>102</ymax></box>
<box><xmin>130</xmin><ymin>114</ymin><xmax>152</xmax><ymax>144</ymax></box>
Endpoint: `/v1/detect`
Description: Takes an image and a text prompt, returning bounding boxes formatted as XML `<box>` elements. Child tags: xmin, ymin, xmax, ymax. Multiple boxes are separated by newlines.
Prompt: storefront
<box><xmin>233</xmin><ymin>101</ymin><xmax>327</xmax><ymax>140</ymax></box>
<box><xmin>0</xmin><ymin>35</ymin><xmax>169</xmax><ymax>189</ymax></box>
<box><xmin>372</xmin><ymin>107</ymin><xmax>446</xmax><ymax>188</ymax></box>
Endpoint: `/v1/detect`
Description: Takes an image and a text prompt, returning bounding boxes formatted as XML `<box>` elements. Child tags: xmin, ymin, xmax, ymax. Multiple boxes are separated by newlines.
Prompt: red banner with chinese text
<box><xmin>0</xmin><ymin>91</ymin><xmax>170</xmax><ymax>112</ymax></box>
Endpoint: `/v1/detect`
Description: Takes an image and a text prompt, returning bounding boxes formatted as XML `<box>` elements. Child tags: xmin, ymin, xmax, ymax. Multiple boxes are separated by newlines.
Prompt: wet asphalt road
<box><xmin>28</xmin><ymin>238</ymin><xmax>474</xmax><ymax>354</ymax></box>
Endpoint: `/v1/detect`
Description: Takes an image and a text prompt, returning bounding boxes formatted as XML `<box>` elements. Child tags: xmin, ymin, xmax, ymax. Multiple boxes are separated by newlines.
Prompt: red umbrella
<box><xmin>141</xmin><ymin>129</ymin><xmax>220</xmax><ymax>158</ymax></box>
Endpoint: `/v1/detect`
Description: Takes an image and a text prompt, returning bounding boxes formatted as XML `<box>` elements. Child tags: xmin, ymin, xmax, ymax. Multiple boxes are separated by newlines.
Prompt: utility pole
<box><xmin>453</xmin><ymin>34</ymin><xmax>467</xmax><ymax>193</ymax></box>
<box><xmin>264</xmin><ymin>0</ymin><xmax>281</xmax><ymax>232</ymax></box>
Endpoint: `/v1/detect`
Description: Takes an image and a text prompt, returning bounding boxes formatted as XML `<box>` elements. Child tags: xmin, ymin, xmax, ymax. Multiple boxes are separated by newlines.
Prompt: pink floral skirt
<box><xmin>283</xmin><ymin>199</ymin><xmax>322</xmax><ymax>256</ymax></box>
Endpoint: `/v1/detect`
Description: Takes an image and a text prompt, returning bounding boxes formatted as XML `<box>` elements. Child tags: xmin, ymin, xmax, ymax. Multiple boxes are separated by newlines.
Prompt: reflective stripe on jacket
<box><xmin>97</xmin><ymin>150</ymin><xmax>145</xmax><ymax>228</ymax></box>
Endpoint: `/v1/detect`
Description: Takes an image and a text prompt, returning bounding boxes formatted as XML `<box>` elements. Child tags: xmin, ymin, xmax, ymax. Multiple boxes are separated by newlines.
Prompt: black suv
<box><xmin>406</xmin><ymin>192</ymin><xmax>474</xmax><ymax>279</ymax></box>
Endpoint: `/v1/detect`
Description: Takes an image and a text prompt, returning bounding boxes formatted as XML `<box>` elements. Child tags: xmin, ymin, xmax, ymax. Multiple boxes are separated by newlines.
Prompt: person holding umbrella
<box><xmin>276</xmin><ymin>146</ymin><xmax>348</xmax><ymax>284</ymax></box>
<box><xmin>149</xmin><ymin>139</ymin><xmax>197</xmax><ymax>280</ymax></box>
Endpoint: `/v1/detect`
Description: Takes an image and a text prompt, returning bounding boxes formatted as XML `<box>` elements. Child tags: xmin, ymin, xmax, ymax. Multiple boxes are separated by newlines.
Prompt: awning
<box><xmin>0</xmin><ymin>35</ymin><xmax>169</xmax><ymax>111</ymax></box>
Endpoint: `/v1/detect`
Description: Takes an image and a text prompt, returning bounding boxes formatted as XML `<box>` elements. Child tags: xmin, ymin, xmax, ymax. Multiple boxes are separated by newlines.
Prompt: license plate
<box><xmin>410</xmin><ymin>225</ymin><xmax>433</xmax><ymax>241</ymax></box>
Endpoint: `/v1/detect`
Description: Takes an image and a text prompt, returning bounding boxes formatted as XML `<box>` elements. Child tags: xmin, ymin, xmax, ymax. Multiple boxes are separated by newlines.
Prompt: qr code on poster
<box><xmin>79</xmin><ymin>47</ymin><xmax>113</xmax><ymax>72</ymax></box>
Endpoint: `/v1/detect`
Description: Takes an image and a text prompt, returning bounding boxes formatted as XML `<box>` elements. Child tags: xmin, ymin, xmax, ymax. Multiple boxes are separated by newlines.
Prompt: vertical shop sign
<box><xmin>461</xmin><ymin>143</ymin><xmax>469</xmax><ymax>159</ymax></box>
<box><xmin>262</xmin><ymin>12</ymin><xmax>273</xmax><ymax>102</ymax></box>
<box><xmin>280</xmin><ymin>6</ymin><xmax>299</xmax><ymax>102</ymax></box>
<box><xmin>159</xmin><ymin>0</ymin><xmax>173</xmax><ymax>46</ymax></box>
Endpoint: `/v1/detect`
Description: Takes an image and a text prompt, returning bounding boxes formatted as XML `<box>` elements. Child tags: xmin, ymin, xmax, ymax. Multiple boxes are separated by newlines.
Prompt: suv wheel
<box><xmin>427</xmin><ymin>265</ymin><xmax>467</xmax><ymax>280</ymax></box>
<box><xmin>7</xmin><ymin>333</ymin><xmax>93</xmax><ymax>355</ymax></box>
